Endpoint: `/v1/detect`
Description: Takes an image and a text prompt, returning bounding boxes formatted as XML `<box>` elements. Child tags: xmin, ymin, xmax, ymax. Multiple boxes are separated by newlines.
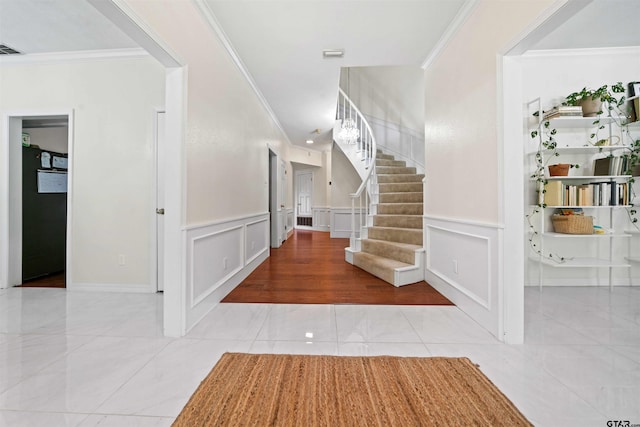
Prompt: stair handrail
<box><xmin>336</xmin><ymin>88</ymin><xmax>377</xmax><ymax>248</ymax></box>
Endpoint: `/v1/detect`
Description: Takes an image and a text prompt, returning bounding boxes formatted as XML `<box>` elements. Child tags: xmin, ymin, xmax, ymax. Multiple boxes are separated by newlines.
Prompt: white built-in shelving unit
<box><xmin>528</xmin><ymin>99</ymin><xmax>639</xmax><ymax>290</ymax></box>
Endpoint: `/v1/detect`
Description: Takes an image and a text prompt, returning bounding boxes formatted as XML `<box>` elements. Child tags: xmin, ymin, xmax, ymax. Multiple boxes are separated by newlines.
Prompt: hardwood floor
<box><xmin>19</xmin><ymin>271</ymin><xmax>66</xmax><ymax>288</ymax></box>
<box><xmin>223</xmin><ymin>230</ymin><xmax>452</xmax><ymax>305</ymax></box>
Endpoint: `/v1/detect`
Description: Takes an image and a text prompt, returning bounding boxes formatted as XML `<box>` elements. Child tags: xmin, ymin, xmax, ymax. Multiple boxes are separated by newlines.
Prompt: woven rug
<box><xmin>173</xmin><ymin>353</ymin><xmax>532</xmax><ymax>426</ymax></box>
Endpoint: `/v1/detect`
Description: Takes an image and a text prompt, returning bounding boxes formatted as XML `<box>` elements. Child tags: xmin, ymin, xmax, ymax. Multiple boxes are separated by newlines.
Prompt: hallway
<box><xmin>223</xmin><ymin>230</ymin><xmax>451</xmax><ymax>305</ymax></box>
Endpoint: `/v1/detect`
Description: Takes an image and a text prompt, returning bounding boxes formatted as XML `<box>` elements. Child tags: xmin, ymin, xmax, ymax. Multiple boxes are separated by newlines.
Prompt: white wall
<box><xmin>425</xmin><ymin>1</ymin><xmax>554</xmax><ymax>223</ymax></box>
<box><xmin>288</xmin><ymin>145</ymin><xmax>323</xmax><ymax>168</ymax></box>
<box><xmin>331</xmin><ymin>144</ymin><xmax>361</xmax><ymax>208</ymax></box>
<box><xmin>122</xmin><ymin>0</ymin><xmax>295</xmax><ymax>331</ymax></box>
<box><xmin>124</xmin><ymin>1</ymin><xmax>289</xmax><ymax>226</ymax></box>
<box><xmin>330</xmin><ymin>144</ymin><xmax>362</xmax><ymax>238</ymax></box>
<box><xmin>341</xmin><ymin>66</ymin><xmax>425</xmax><ymax>171</ymax></box>
<box><xmin>22</xmin><ymin>127</ymin><xmax>68</xmax><ymax>153</ymax></box>
<box><xmin>0</xmin><ymin>55</ymin><xmax>165</xmax><ymax>290</ymax></box>
<box><xmin>522</xmin><ymin>47</ymin><xmax>640</xmax><ymax>286</ymax></box>
<box><xmin>346</xmin><ymin>66</ymin><xmax>425</xmax><ymax>134</ymax></box>
<box><xmin>423</xmin><ymin>0</ymin><xmax>555</xmax><ymax>341</ymax></box>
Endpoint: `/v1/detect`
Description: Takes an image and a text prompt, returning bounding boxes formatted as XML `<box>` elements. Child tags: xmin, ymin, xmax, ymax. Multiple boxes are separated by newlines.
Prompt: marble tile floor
<box><xmin>0</xmin><ymin>286</ymin><xmax>639</xmax><ymax>426</ymax></box>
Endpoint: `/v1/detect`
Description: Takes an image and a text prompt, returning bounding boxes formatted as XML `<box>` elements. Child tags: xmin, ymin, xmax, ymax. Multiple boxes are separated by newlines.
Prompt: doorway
<box><xmin>2</xmin><ymin>112</ymin><xmax>73</xmax><ymax>289</ymax></box>
<box><xmin>269</xmin><ymin>149</ymin><xmax>280</xmax><ymax>248</ymax></box>
<box><xmin>295</xmin><ymin>170</ymin><xmax>313</xmax><ymax>228</ymax></box>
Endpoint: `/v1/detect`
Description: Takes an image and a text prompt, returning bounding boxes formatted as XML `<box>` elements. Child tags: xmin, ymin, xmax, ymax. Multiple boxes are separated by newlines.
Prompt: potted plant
<box><xmin>564</xmin><ymin>83</ymin><xmax>626</xmax><ymax>117</ymax></box>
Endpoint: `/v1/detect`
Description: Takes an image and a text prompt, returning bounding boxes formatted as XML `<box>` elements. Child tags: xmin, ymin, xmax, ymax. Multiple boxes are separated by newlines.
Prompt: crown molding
<box><xmin>421</xmin><ymin>0</ymin><xmax>480</xmax><ymax>70</ymax></box>
<box><xmin>192</xmin><ymin>0</ymin><xmax>293</xmax><ymax>147</ymax></box>
<box><xmin>0</xmin><ymin>48</ymin><xmax>149</xmax><ymax>66</ymax></box>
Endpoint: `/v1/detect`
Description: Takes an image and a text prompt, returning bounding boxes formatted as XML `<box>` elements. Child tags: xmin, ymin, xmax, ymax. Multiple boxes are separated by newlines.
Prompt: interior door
<box><xmin>279</xmin><ymin>159</ymin><xmax>287</xmax><ymax>243</ymax></box>
<box><xmin>269</xmin><ymin>150</ymin><xmax>280</xmax><ymax>248</ymax></box>
<box><xmin>296</xmin><ymin>171</ymin><xmax>312</xmax><ymax>218</ymax></box>
<box><xmin>156</xmin><ymin>111</ymin><xmax>166</xmax><ymax>291</ymax></box>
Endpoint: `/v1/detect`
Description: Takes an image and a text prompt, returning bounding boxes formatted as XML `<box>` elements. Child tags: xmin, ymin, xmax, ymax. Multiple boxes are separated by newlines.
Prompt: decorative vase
<box><xmin>578</xmin><ymin>97</ymin><xmax>602</xmax><ymax>117</ymax></box>
<box><xmin>548</xmin><ymin>163</ymin><xmax>570</xmax><ymax>177</ymax></box>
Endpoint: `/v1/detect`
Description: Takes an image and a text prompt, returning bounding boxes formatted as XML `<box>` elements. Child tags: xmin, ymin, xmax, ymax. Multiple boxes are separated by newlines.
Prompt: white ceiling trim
<box><xmin>90</xmin><ymin>0</ymin><xmax>184</xmax><ymax>67</ymax></box>
<box><xmin>193</xmin><ymin>0</ymin><xmax>293</xmax><ymax>148</ymax></box>
<box><xmin>501</xmin><ymin>0</ymin><xmax>580</xmax><ymax>56</ymax></box>
<box><xmin>421</xmin><ymin>0</ymin><xmax>479</xmax><ymax>70</ymax></box>
<box><xmin>0</xmin><ymin>48</ymin><xmax>149</xmax><ymax>66</ymax></box>
<box><xmin>522</xmin><ymin>45</ymin><xmax>640</xmax><ymax>58</ymax></box>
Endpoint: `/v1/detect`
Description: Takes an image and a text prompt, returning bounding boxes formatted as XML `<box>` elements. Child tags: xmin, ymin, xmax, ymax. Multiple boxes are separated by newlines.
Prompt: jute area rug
<box><xmin>173</xmin><ymin>353</ymin><xmax>531</xmax><ymax>426</ymax></box>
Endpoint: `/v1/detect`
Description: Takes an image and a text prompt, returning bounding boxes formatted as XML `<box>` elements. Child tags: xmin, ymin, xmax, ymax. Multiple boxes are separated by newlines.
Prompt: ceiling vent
<box><xmin>322</xmin><ymin>49</ymin><xmax>344</xmax><ymax>58</ymax></box>
<box><xmin>0</xmin><ymin>44</ymin><xmax>22</xmax><ymax>55</ymax></box>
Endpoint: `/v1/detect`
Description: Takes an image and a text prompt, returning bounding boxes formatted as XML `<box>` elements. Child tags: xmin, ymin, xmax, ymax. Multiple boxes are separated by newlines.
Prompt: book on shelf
<box><xmin>544</xmin><ymin>181</ymin><xmax>628</xmax><ymax>207</ymax></box>
<box><xmin>593</xmin><ymin>156</ymin><xmax>629</xmax><ymax>176</ymax></box>
<box><xmin>543</xmin><ymin>181</ymin><xmax>563</xmax><ymax>206</ymax></box>
<box><xmin>542</xmin><ymin>106</ymin><xmax>583</xmax><ymax>120</ymax></box>
<box><xmin>593</xmin><ymin>157</ymin><xmax>612</xmax><ymax>176</ymax></box>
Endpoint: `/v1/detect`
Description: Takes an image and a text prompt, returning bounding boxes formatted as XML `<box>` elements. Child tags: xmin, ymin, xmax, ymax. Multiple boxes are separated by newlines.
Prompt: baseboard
<box><xmin>69</xmin><ymin>282</ymin><xmax>155</xmax><ymax>293</ymax></box>
<box><xmin>525</xmin><ymin>279</ymin><xmax>640</xmax><ymax>287</ymax></box>
<box><xmin>295</xmin><ymin>225</ymin><xmax>329</xmax><ymax>233</ymax></box>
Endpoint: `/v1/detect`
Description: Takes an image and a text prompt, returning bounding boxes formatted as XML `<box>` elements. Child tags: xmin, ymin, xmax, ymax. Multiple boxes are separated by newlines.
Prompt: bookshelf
<box><xmin>528</xmin><ymin>99</ymin><xmax>637</xmax><ymax>290</ymax></box>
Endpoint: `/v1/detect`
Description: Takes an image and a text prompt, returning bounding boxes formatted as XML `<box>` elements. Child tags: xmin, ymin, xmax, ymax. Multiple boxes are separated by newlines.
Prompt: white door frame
<box><xmin>162</xmin><ymin>67</ymin><xmax>186</xmax><ymax>336</ymax></box>
<box><xmin>154</xmin><ymin>110</ymin><xmax>166</xmax><ymax>292</ymax></box>
<box><xmin>294</xmin><ymin>169</ymin><xmax>313</xmax><ymax>229</ymax></box>
<box><xmin>280</xmin><ymin>159</ymin><xmax>287</xmax><ymax>243</ymax></box>
<box><xmin>269</xmin><ymin>149</ymin><xmax>280</xmax><ymax>248</ymax></box>
<box><xmin>1</xmin><ymin>109</ymin><xmax>74</xmax><ymax>289</ymax></box>
<box><xmin>498</xmin><ymin>0</ymin><xmax>585</xmax><ymax>343</ymax></box>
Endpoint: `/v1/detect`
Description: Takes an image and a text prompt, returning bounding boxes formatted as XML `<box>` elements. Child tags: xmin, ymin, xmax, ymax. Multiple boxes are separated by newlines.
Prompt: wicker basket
<box><xmin>551</xmin><ymin>214</ymin><xmax>593</xmax><ymax>234</ymax></box>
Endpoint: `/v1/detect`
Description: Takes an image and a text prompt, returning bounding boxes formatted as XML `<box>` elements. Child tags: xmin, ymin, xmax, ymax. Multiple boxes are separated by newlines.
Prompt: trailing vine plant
<box><xmin>527</xmin><ymin>115</ymin><xmax>580</xmax><ymax>263</ymax></box>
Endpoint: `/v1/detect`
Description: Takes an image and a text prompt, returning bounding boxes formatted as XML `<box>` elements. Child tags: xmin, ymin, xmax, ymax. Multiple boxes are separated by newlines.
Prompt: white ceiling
<box><xmin>204</xmin><ymin>0</ymin><xmax>466</xmax><ymax>148</ymax></box>
<box><xmin>532</xmin><ymin>0</ymin><xmax>640</xmax><ymax>50</ymax></box>
<box><xmin>1</xmin><ymin>0</ymin><xmax>639</xmax><ymax>149</ymax></box>
<box><xmin>0</xmin><ymin>0</ymin><xmax>138</xmax><ymax>53</ymax></box>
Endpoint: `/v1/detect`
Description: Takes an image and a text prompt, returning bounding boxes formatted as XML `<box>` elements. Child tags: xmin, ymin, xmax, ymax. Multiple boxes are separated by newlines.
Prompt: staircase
<box><xmin>346</xmin><ymin>150</ymin><xmax>425</xmax><ymax>287</ymax></box>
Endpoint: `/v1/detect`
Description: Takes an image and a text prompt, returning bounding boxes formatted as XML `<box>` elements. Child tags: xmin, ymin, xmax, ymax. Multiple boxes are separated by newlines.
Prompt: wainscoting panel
<box><xmin>191</xmin><ymin>226</ymin><xmax>243</xmax><ymax>306</ymax></box>
<box><xmin>185</xmin><ymin>213</ymin><xmax>270</xmax><ymax>331</ymax></box>
<box><xmin>285</xmin><ymin>209</ymin><xmax>294</xmax><ymax>236</ymax></box>
<box><xmin>424</xmin><ymin>216</ymin><xmax>502</xmax><ymax>340</ymax></box>
<box><xmin>246</xmin><ymin>217</ymin><xmax>269</xmax><ymax>265</ymax></box>
<box><xmin>427</xmin><ymin>226</ymin><xmax>490</xmax><ymax>308</ymax></box>
<box><xmin>312</xmin><ymin>207</ymin><xmax>330</xmax><ymax>232</ymax></box>
<box><xmin>330</xmin><ymin>208</ymin><xmax>364</xmax><ymax>238</ymax></box>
